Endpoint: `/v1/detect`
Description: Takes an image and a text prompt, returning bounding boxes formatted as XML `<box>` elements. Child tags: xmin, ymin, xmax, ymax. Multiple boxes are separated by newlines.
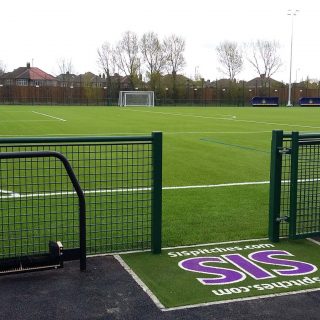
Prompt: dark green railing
<box><xmin>269</xmin><ymin>130</ymin><xmax>320</xmax><ymax>241</ymax></box>
<box><xmin>0</xmin><ymin>151</ymin><xmax>86</xmax><ymax>272</ymax></box>
<box><xmin>0</xmin><ymin>132</ymin><xmax>162</xmax><ymax>256</ymax></box>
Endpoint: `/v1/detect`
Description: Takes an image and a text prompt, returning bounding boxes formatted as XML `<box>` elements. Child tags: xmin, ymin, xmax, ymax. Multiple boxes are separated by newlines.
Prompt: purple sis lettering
<box><xmin>179</xmin><ymin>250</ymin><xmax>317</xmax><ymax>285</ymax></box>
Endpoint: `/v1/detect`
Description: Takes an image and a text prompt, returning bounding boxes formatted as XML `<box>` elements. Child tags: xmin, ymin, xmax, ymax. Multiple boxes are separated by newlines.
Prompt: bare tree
<box><xmin>140</xmin><ymin>32</ymin><xmax>166</xmax><ymax>90</ymax></box>
<box><xmin>97</xmin><ymin>42</ymin><xmax>116</xmax><ymax>76</ymax></box>
<box><xmin>97</xmin><ymin>41</ymin><xmax>116</xmax><ymax>96</ymax></box>
<box><xmin>163</xmin><ymin>34</ymin><xmax>186</xmax><ymax>98</ymax></box>
<box><xmin>163</xmin><ymin>34</ymin><xmax>185</xmax><ymax>75</ymax></box>
<box><xmin>57</xmin><ymin>58</ymin><xmax>74</xmax><ymax>75</ymax></box>
<box><xmin>216</xmin><ymin>41</ymin><xmax>243</xmax><ymax>80</ymax></box>
<box><xmin>246</xmin><ymin>40</ymin><xmax>282</xmax><ymax>78</ymax></box>
<box><xmin>113</xmin><ymin>31</ymin><xmax>140</xmax><ymax>89</ymax></box>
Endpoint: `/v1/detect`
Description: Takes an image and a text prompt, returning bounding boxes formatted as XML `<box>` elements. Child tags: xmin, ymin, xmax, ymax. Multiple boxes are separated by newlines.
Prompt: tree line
<box><xmin>0</xmin><ymin>32</ymin><xmax>292</xmax><ymax>89</ymax></box>
<box><xmin>96</xmin><ymin>32</ymin><xmax>283</xmax><ymax>84</ymax></box>
<box><xmin>96</xmin><ymin>31</ymin><xmax>185</xmax><ymax>98</ymax></box>
<box><xmin>95</xmin><ymin>32</ymin><xmax>284</xmax><ymax>99</ymax></box>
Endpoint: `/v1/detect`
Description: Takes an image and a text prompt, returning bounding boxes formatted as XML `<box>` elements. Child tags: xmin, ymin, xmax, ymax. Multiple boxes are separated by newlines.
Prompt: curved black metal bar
<box><xmin>0</xmin><ymin>150</ymin><xmax>86</xmax><ymax>271</ymax></box>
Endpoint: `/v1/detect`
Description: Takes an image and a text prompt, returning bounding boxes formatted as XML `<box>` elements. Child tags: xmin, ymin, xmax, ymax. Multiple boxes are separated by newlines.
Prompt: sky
<box><xmin>1</xmin><ymin>0</ymin><xmax>320</xmax><ymax>82</ymax></box>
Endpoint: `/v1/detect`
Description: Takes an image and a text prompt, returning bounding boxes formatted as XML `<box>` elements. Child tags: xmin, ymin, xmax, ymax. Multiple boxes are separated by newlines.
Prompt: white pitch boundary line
<box><xmin>32</xmin><ymin>111</ymin><xmax>67</xmax><ymax>122</ymax></box>
<box><xmin>88</xmin><ymin>237</ymin><xmax>271</xmax><ymax>258</ymax></box>
<box><xmin>0</xmin><ymin>187</ymin><xmax>151</xmax><ymax>199</ymax></box>
<box><xmin>0</xmin><ymin>181</ymin><xmax>270</xmax><ymax>199</ymax></box>
<box><xmin>0</xmin><ymin>131</ymin><xmax>272</xmax><ymax>137</ymax></box>
<box><xmin>0</xmin><ymin>189</ymin><xmax>21</xmax><ymax>198</ymax></box>
<box><xmin>115</xmin><ymin>237</ymin><xmax>320</xmax><ymax>312</ymax></box>
<box><xmin>114</xmin><ymin>254</ymin><xmax>166</xmax><ymax>310</ymax></box>
<box><xmin>307</xmin><ymin>238</ymin><xmax>320</xmax><ymax>246</ymax></box>
<box><xmin>0</xmin><ymin>120</ymin><xmax>56</xmax><ymax>123</ymax></box>
<box><xmin>162</xmin><ymin>288</ymin><xmax>320</xmax><ymax>312</ymax></box>
<box><xmin>1</xmin><ymin>178</ymin><xmax>320</xmax><ymax>199</ymax></box>
<box><xmin>163</xmin><ymin>181</ymin><xmax>269</xmax><ymax>190</ymax></box>
<box><xmin>124</xmin><ymin>108</ymin><xmax>320</xmax><ymax>130</ymax></box>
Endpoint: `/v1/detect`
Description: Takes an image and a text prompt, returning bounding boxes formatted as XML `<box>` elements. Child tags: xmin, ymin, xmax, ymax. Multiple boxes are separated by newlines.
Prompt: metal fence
<box><xmin>269</xmin><ymin>130</ymin><xmax>320</xmax><ymax>241</ymax></box>
<box><xmin>0</xmin><ymin>151</ymin><xmax>86</xmax><ymax>272</ymax></box>
<box><xmin>1</xmin><ymin>83</ymin><xmax>320</xmax><ymax>106</ymax></box>
<box><xmin>0</xmin><ymin>133</ymin><xmax>162</xmax><ymax>259</ymax></box>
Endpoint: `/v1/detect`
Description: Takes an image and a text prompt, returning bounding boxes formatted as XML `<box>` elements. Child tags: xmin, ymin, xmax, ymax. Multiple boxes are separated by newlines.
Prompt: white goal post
<box><xmin>118</xmin><ymin>91</ymin><xmax>155</xmax><ymax>107</ymax></box>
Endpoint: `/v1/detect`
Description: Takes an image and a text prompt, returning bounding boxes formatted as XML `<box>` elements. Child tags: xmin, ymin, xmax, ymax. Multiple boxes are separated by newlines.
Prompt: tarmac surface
<box><xmin>1</xmin><ymin>255</ymin><xmax>320</xmax><ymax>320</ymax></box>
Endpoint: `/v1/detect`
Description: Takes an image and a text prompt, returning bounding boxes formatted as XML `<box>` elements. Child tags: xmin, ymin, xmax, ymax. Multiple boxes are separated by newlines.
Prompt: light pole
<box><xmin>104</xmin><ymin>86</ymin><xmax>108</xmax><ymax>106</ymax></box>
<box><xmin>287</xmin><ymin>9</ymin><xmax>299</xmax><ymax>107</ymax></box>
<box><xmin>165</xmin><ymin>87</ymin><xmax>168</xmax><ymax>105</ymax></box>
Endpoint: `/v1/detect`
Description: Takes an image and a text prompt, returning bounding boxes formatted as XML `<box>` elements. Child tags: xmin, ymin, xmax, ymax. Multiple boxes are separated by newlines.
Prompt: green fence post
<box><xmin>151</xmin><ymin>131</ymin><xmax>162</xmax><ymax>254</ymax></box>
<box><xmin>269</xmin><ymin>130</ymin><xmax>284</xmax><ymax>242</ymax></box>
<box><xmin>289</xmin><ymin>131</ymin><xmax>299</xmax><ymax>239</ymax></box>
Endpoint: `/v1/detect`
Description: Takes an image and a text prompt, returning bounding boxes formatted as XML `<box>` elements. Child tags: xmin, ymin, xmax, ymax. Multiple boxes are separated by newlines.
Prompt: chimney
<box><xmin>27</xmin><ymin>62</ymin><xmax>31</xmax><ymax>69</ymax></box>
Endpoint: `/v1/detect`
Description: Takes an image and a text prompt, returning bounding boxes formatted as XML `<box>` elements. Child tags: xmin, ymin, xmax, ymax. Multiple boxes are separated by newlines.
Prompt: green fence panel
<box><xmin>0</xmin><ymin>133</ymin><xmax>162</xmax><ymax>256</ymax></box>
<box><xmin>0</xmin><ymin>151</ymin><xmax>86</xmax><ymax>272</ymax></box>
<box><xmin>268</xmin><ymin>130</ymin><xmax>284</xmax><ymax>242</ymax></box>
<box><xmin>269</xmin><ymin>130</ymin><xmax>320</xmax><ymax>242</ymax></box>
<box><xmin>293</xmin><ymin>137</ymin><xmax>320</xmax><ymax>238</ymax></box>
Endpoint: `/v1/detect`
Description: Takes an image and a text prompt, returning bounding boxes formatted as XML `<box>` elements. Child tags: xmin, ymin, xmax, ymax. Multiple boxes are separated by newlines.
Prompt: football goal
<box><xmin>118</xmin><ymin>91</ymin><xmax>154</xmax><ymax>107</ymax></box>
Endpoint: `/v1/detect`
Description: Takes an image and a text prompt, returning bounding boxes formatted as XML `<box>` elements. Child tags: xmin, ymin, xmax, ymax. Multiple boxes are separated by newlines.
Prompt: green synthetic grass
<box><xmin>1</xmin><ymin>105</ymin><xmax>320</xmax><ymax>246</ymax></box>
<box><xmin>121</xmin><ymin>239</ymin><xmax>320</xmax><ymax>308</ymax></box>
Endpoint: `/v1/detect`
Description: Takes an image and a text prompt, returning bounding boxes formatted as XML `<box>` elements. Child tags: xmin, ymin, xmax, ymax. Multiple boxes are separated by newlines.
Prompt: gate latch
<box><xmin>278</xmin><ymin>147</ymin><xmax>291</xmax><ymax>155</ymax></box>
<box><xmin>276</xmin><ymin>215</ymin><xmax>289</xmax><ymax>222</ymax></box>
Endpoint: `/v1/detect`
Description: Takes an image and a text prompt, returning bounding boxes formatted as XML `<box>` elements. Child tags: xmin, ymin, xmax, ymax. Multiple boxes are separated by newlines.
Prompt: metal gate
<box><xmin>0</xmin><ymin>151</ymin><xmax>86</xmax><ymax>274</ymax></box>
<box><xmin>0</xmin><ymin>132</ymin><xmax>162</xmax><ymax>256</ymax></box>
<box><xmin>269</xmin><ymin>130</ymin><xmax>320</xmax><ymax>242</ymax></box>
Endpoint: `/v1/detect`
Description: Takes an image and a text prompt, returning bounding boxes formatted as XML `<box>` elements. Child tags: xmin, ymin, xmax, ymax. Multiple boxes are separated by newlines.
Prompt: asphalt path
<box><xmin>0</xmin><ymin>255</ymin><xmax>320</xmax><ymax>320</ymax></box>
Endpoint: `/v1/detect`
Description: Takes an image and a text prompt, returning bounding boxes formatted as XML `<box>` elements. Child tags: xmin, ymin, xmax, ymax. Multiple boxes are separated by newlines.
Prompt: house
<box><xmin>55</xmin><ymin>71</ymin><xmax>79</xmax><ymax>87</ymax></box>
<box><xmin>78</xmin><ymin>72</ymin><xmax>107</xmax><ymax>88</ymax></box>
<box><xmin>0</xmin><ymin>62</ymin><xmax>57</xmax><ymax>86</ymax></box>
<box><xmin>246</xmin><ymin>75</ymin><xmax>283</xmax><ymax>89</ymax></box>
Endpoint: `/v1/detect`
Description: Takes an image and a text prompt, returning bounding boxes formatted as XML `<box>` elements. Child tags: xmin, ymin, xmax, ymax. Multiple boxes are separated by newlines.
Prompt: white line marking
<box><xmin>0</xmin><ymin>131</ymin><xmax>273</xmax><ymax>137</ymax></box>
<box><xmin>114</xmin><ymin>254</ymin><xmax>166</xmax><ymax>310</ymax></box>
<box><xmin>163</xmin><ymin>181</ymin><xmax>269</xmax><ymax>190</ymax></box>
<box><xmin>1</xmin><ymin>178</ymin><xmax>318</xmax><ymax>199</ymax></box>
<box><xmin>32</xmin><ymin>111</ymin><xmax>66</xmax><ymax>122</ymax></box>
<box><xmin>160</xmin><ymin>237</ymin><xmax>270</xmax><ymax>251</ymax></box>
<box><xmin>0</xmin><ymin>181</ymin><xmax>270</xmax><ymax>199</ymax></box>
<box><xmin>307</xmin><ymin>238</ymin><xmax>320</xmax><ymax>246</ymax></box>
<box><xmin>115</xmin><ymin>237</ymin><xmax>320</xmax><ymax>311</ymax></box>
<box><xmin>0</xmin><ymin>187</ymin><xmax>151</xmax><ymax>199</ymax></box>
<box><xmin>88</xmin><ymin>238</ymin><xmax>270</xmax><ymax>258</ymax></box>
<box><xmin>163</xmin><ymin>288</ymin><xmax>320</xmax><ymax>312</ymax></box>
<box><xmin>0</xmin><ymin>189</ymin><xmax>20</xmax><ymax>198</ymax></box>
<box><xmin>124</xmin><ymin>108</ymin><xmax>320</xmax><ymax>130</ymax></box>
<box><xmin>0</xmin><ymin>120</ymin><xmax>55</xmax><ymax>123</ymax></box>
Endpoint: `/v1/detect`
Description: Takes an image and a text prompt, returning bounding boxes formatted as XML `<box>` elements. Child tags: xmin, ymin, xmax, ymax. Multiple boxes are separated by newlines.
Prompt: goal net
<box><xmin>118</xmin><ymin>91</ymin><xmax>154</xmax><ymax>107</ymax></box>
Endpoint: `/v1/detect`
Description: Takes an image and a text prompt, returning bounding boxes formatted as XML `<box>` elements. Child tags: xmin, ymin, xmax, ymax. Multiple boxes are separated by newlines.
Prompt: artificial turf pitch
<box><xmin>1</xmin><ymin>105</ymin><xmax>320</xmax><ymax>309</ymax></box>
<box><xmin>120</xmin><ymin>238</ymin><xmax>320</xmax><ymax>309</ymax></box>
<box><xmin>1</xmin><ymin>105</ymin><xmax>320</xmax><ymax>247</ymax></box>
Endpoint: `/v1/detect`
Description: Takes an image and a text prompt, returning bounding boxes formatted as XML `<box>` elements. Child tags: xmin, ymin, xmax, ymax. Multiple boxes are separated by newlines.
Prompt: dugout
<box><xmin>299</xmin><ymin>97</ymin><xmax>320</xmax><ymax>106</ymax></box>
<box><xmin>251</xmin><ymin>96</ymin><xmax>279</xmax><ymax>106</ymax></box>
